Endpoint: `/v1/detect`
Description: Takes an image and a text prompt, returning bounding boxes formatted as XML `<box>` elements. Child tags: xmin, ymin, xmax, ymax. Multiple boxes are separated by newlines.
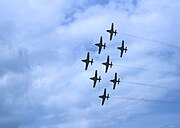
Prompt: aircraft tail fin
<box><xmin>107</xmin><ymin>94</ymin><xmax>110</xmax><ymax>100</ymax></box>
<box><xmin>103</xmin><ymin>43</ymin><xmax>106</xmax><ymax>49</ymax></box>
<box><xmin>91</xmin><ymin>59</ymin><xmax>94</xmax><ymax>65</ymax></box>
<box><xmin>118</xmin><ymin>78</ymin><xmax>120</xmax><ymax>84</ymax></box>
<box><xmin>110</xmin><ymin>62</ymin><xmax>113</xmax><ymax>68</ymax></box>
<box><xmin>98</xmin><ymin>76</ymin><xmax>101</xmax><ymax>82</ymax></box>
<box><xmin>125</xmin><ymin>47</ymin><xmax>128</xmax><ymax>53</ymax></box>
<box><xmin>115</xmin><ymin>30</ymin><xmax>117</xmax><ymax>36</ymax></box>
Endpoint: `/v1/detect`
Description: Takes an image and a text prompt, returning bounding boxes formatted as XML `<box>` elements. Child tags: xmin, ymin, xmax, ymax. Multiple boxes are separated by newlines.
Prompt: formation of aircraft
<box><xmin>110</xmin><ymin>73</ymin><xmax>121</xmax><ymax>90</ymax></box>
<box><xmin>81</xmin><ymin>52</ymin><xmax>93</xmax><ymax>70</ymax></box>
<box><xmin>117</xmin><ymin>40</ymin><xmax>128</xmax><ymax>57</ymax></box>
<box><xmin>106</xmin><ymin>23</ymin><xmax>117</xmax><ymax>41</ymax></box>
<box><xmin>99</xmin><ymin>88</ymin><xmax>110</xmax><ymax>106</ymax></box>
<box><xmin>95</xmin><ymin>36</ymin><xmax>106</xmax><ymax>54</ymax></box>
<box><xmin>81</xmin><ymin>23</ymin><xmax>127</xmax><ymax>106</ymax></box>
<box><xmin>102</xmin><ymin>55</ymin><xmax>113</xmax><ymax>73</ymax></box>
<box><xmin>90</xmin><ymin>70</ymin><xmax>101</xmax><ymax>88</ymax></box>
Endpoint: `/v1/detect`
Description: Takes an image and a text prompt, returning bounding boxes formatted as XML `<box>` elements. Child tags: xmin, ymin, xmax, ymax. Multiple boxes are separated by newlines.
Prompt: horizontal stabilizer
<box><xmin>99</xmin><ymin>76</ymin><xmax>101</xmax><ymax>82</ymax></box>
<box><xmin>91</xmin><ymin>59</ymin><xmax>94</xmax><ymax>65</ymax></box>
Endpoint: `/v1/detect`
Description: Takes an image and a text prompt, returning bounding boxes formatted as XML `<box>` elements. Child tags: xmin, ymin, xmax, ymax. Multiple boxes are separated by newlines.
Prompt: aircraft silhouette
<box><xmin>81</xmin><ymin>52</ymin><xmax>93</xmax><ymax>70</ymax></box>
<box><xmin>90</xmin><ymin>70</ymin><xmax>101</xmax><ymax>88</ymax></box>
<box><xmin>106</xmin><ymin>23</ymin><xmax>117</xmax><ymax>41</ymax></box>
<box><xmin>99</xmin><ymin>88</ymin><xmax>110</xmax><ymax>106</ymax></box>
<box><xmin>95</xmin><ymin>36</ymin><xmax>106</xmax><ymax>54</ymax></box>
<box><xmin>110</xmin><ymin>73</ymin><xmax>121</xmax><ymax>90</ymax></box>
<box><xmin>102</xmin><ymin>55</ymin><xmax>113</xmax><ymax>73</ymax></box>
<box><xmin>117</xmin><ymin>40</ymin><xmax>128</xmax><ymax>57</ymax></box>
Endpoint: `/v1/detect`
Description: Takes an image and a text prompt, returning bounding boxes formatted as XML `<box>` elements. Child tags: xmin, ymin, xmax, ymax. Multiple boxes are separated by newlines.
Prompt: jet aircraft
<box><xmin>110</xmin><ymin>73</ymin><xmax>121</xmax><ymax>90</ymax></box>
<box><xmin>81</xmin><ymin>52</ymin><xmax>93</xmax><ymax>70</ymax></box>
<box><xmin>95</xmin><ymin>36</ymin><xmax>106</xmax><ymax>54</ymax></box>
<box><xmin>102</xmin><ymin>55</ymin><xmax>113</xmax><ymax>73</ymax></box>
<box><xmin>117</xmin><ymin>40</ymin><xmax>128</xmax><ymax>57</ymax></box>
<box><xmin>106</xmin><ymin>23</ymin><xmax>117</xmax><ymax>41</ymax></box>
<box><xmin>99</xmin><ymin>88</ymin><xmax>110</xmax><ymax>106</ymax></box>
<box><xmin>90</xmin><ymin>70</ymin><xmax>101</xmax><ymax>88</ymax></box>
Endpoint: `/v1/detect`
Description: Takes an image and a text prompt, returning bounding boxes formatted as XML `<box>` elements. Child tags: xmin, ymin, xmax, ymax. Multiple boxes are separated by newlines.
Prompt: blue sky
<box><xmin>0</xmin><ymin>0</ymin><xmax>180</xmax><ymax>128</ymax></box>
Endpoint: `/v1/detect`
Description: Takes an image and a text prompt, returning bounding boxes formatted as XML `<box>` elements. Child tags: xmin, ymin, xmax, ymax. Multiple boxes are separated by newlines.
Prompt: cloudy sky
<box><xmin>0</xmin><ymin>0</ymin><xmax>180</xmax><ymax>128</ymax></box>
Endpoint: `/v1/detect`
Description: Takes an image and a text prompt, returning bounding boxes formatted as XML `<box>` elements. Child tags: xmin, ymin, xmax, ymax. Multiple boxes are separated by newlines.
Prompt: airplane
<box><xmin>95</xmin><ymin>36</ymin><xmax>106</xmax><ymax>54</ymax></box>
<box><xmin>99</xmin><ymin>88</ymin><xmax>110</xmax><ymax>106</ymax></box>
<box><xmin>106</xmin><ymin>23</ymin><xmax>117</xmax><ymax>41</ymax></box>
<box><xmin>117</xmin><ymin>40</ymin><xmax>128</xmax><ymax>57</ymax></box>
<box><xmin>102</xmin><ymin>55</ymin><xmax>113</xmax><ymax>73</ymax></box>
<box><xmin>90</xmin><ymin>70</ymin><xmax>101</xmax><ymax>88</ymax></box>
<box><xmin>81</xmin><ymin>52</ymin><xmax>93</xmax><ymax>70</ymax></box>
<box><xmin>110</xmin><ymin>73</ymin><xmax>121</xmax><ymax>90</ymax></box>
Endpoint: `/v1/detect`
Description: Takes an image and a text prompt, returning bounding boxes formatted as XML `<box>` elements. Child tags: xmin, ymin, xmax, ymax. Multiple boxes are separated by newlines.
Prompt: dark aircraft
<box><xmin>110</xmin><ymin>73</ymin><xmax>121</xmax><ymax>90</ymax></box>
<box><xmin>81</xmin><ymin>52</ymin><xmax>93</xmax><ymax>70</ymax></box>
<box><xmin>117</xmin><ymin>40</ymin><xmax>128</xmax><ymax>57</ymax></box>
<box><xmin>106</xmin><ymin>23</ymin><xmax>117</xmax><ymax>41</ymax></box>
<box><xmin>90</xmin><ymin>70</ymin><xmax>101</xmax><ymax>88</ymax></box>
<box><xmin>99</xmin><ymin>88</ymin><xmax>110</xmax><ymax>106</ymax></box>
<box><xmin>102</xmin><ymin>55</ymin><xmax>113</xmax><ymax>73</ymax></box>
<box><xmin>95</xmin><ymin>36</ymin><xmax>106</xmax><ymax>54</ymax></box>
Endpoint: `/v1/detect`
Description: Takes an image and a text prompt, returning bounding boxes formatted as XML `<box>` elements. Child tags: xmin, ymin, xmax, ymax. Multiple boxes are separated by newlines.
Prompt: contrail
<box><xmin>111</xmin><ymin>96</ymin><xmax>180</xmax><ymax>104</ymax></box>
<box><xmin>113</xmin><ymin>64</ymin><xmax>166</xmax><ymax>74</ymax></box>
<box><xmin>123</xmin><ymin>81</ymin><xmax>169</xmax><ymax>89</ymax></box>
<box><xmin>118</xmin><ymin>32</ymin><xmax>180</xmax><ymax>49</ymax></box>
<box><xmin>113</xmin><ymin>64</ymin><xmax>148</xmax><ymax>71</ymax></box>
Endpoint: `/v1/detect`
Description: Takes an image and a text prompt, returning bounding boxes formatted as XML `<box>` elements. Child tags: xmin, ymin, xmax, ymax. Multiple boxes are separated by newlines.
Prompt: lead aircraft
<box><xmin>106</xmin><ymin>23</ymin><xmax>117</xmax><ymax>41</ymax></box>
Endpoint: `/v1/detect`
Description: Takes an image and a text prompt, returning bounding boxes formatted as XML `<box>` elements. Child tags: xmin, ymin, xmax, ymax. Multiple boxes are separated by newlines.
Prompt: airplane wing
<box><xmin>85</xmin><ymin>52</ymin><xmax>90</xmax><ymax>70</ymax></box>
<box><xmin>100</xmin><ymin>36</ymin><xmax>103</xmax><ymax>43</ymax></box>
<box><xmin>102</xmin><ymin>88</ymin><xmax>106</xmax><ymax>105</ymax></box>
<box><xmin>120</xmin><ymin>50</ymin><xmax>124</xmax><ymax>58</ymax></box>
<box><xmin>107</xmin><ymin>55</ymin><xmax>109</xmax><ymax>63</ymax></box>
<box><xmin>93</xmin><ymin>70</ymin><xmax>98</xmax><ymax>87</ymax></box>
<box><xmin>115</xmin><ymin>73</ymin><xmax>117</xmax><ymax>80</ymax></box>
<box><xmin>95</xmin><ymin>70</ymin><xmax>97</xmax><ymax>77</ymax></box>
<box><xmin>111</xmin><ymin>23</ymin><xmax>114</xmax><ymax>31</ymax></box>
<box><xmin>122</xmin><ymin>40</ymin><xmax>124</xmax><ymax>48</ymax></box>
<box><xmin>87</xmin><ymin>52</ymin><xmax>90</xmax><ymax>60</ymax></box>
<box><xmin>98</xmin><ymin>36</ymin><xmax>103</xmax><ymax>54</ymax></box>
<box><xmin>85</xmin><ymin>63</ymin><xmax>89</xmax><ymax>70</ymax></box>
<box><xmin>105</xmin><ymin>56</ymin><xmax>110</xmax><ymax>72</ymax></box>
<box><xmin>105</xmin><ymin>64</ymin><xmax>109</xmax><ymax>73</ymax></box>
<box><xmin>113</xmin><ymin>82</ymin><xmax>117</xmax><ymax>90</ymax></box>
<box><xmin>110</xmin><ymin>33</ymin><xmax>113</xmax><ymax>41</ymax></box>
<box><xmin>102</xmin><ymin>97</ymin><xmax>105</xmax><ymax>105</ymax></box>
<box><xmin>104</xmin><ymin>88</ymin><xmax>106</xmax><ymax>95</ymax></box>
<box><xmin>93</xmin><ymin>80</ymin><xmax>97</xmax><ymax>88</ymax></box>
<box><xmin>98</xmin><ymin>46</ymin><xmax>102</xmax><ymax>54</ymax></box>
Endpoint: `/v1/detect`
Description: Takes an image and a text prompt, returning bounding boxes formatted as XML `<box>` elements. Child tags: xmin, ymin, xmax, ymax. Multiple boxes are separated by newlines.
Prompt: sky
<box><xmin>0</xmin><ymin>0</ymin><xmax>180</xmax><ymax>128</ymax></box>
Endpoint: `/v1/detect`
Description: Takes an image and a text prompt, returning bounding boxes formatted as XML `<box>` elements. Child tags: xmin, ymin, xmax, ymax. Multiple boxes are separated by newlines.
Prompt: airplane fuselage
<box><xmin>110</xmin><ymin>79</ymin><xmax>116</xmax><ymax>83</ymax></box>
<box><xmin>90</xmin><ymin>77</ymin><xmax>98</xmax><ymax>81</ymax></box>
<box><xmin>99</xmin><ymin>95</ymin><xmax>106</xmax><ymax>99</ymax></box>
<box><xmin>82</xmin><ymin>59</ymin><xmax>93</xmax><ymax>64</ymax></box>
<box><xmin>107</xmin><ymin>29</ymin><xmax>113</xmax><ymax>34</ymax></box>
<box><xmin>102</xmin><ymin>62</ymin><xmax>109</xmax><ymax>67</ymax></box>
